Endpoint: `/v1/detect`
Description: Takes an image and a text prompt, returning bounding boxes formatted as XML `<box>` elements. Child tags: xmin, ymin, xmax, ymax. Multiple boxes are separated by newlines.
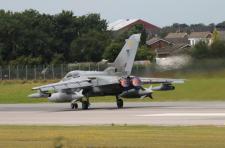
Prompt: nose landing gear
<box><xmin>71</xmin><ymin>96</ymin><xmax>90</xmax><ymax>110</ymax></box>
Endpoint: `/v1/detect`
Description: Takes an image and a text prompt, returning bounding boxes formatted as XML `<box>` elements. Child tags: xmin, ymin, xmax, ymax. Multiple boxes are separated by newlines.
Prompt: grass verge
<box><xmin>0</xmin><ymin>78</ymin><xmax>225</xmax><ymax>103</ymax></box>
<box><xmin>0</xmin><ymin>125</ymin><xmax>225</xmax><ymax>148</ymax></box>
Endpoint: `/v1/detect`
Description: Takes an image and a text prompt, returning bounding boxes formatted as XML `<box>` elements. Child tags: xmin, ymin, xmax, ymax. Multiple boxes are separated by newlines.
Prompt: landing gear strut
<box><xmin>82</xmin><ymin>101</ymin><xmax>89</xmax><ymax>110</ymax></box>
<box><xmin>70</xmin><ymin>100</ymin><xmax>90</xmax><ymax>110</ymax></box>
<box><xmin>71</xmin><ymin>101</ymin><xmax>78</xmax><ymax>110</ymax></box>
<box><xmin>81</xmin><ymin>96</ymin><xmax>90</xmax><ymax>110</ymax></box>
<box><xmin>70</xmin><ymin>94</ymin><xmax>90</xmax><ymax>110</ymax></box>
<box><xmin>116</xmin><ymin>96</ymin><xmax>123</xmax><ymax>109</ymax></box>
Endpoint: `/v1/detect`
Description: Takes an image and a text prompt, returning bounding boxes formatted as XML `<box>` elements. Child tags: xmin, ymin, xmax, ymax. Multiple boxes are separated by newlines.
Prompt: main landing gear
<box><xmin>71</xmin><ymin>102</ymin><xmax>78</xmax><ymax>110</ymax></box>
<box><xmin>116</xmin><ymin>96</ymin><xmax>124</xmax><ymax>109</ymax></box>
<box><xmin>81</xmin><ymin>100</ymin><xmax>89</xmax><ymax>110</ymax></box>
<box><xmin>71</xmin><ymin>97</ymin><xmax>90</xmax><ymax>110</ymax></box>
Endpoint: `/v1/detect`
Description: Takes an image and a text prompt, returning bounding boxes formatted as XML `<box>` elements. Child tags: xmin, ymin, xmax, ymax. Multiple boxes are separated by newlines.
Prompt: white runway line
<box><xmin>137</xmin><ymin>113</ymin><xmax>225</xmax><ymax>117</ymax></box>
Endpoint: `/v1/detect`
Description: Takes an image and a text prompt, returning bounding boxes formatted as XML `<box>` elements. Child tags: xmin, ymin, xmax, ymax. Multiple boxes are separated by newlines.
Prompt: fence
<box><xmin>0</xmin><ymin>63</ymin><xmax>152</xmax><ymax>80</ymax></box>
<box><xmin>1</xmin><ymin>59</ymin><xmax>225</xmax><ymax>80</ymax></box>
<box><xmin>0</xmin><ymin>63</ymin><xmax>112</xmax><ymax>80</ymax></box>
<box><xmin>0</xmin><ymin>64</ymin><xmax>145</xmax><ymax>80</ymax></box>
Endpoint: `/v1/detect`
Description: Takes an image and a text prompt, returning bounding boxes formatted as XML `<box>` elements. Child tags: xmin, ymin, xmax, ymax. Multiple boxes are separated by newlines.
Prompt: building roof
<box><xmin>156</xmin><ymin>43</ymin><xmax>191</xmax><ymax>55</ymax></box>
<box><xmin>107</xmin><ymin>19</ymin><xmax>160</xmax><ymax>31</ymax></box>
<box><xmin>107</xmin><ymin>19</ymin><xmax>138</xmax><ymax>31</ymax></box>
<box><xmin>165</xmin><ymin>33</ymin><xmax>189</xmax><ymax>44</ymax></box>
<box><xmin>189</xmin><ymin>32</ymin><xmax>212</xmax><ymax>38</ymax></box>
<box><xmin>165</xmin><ymin>33</ymin><xmax>188</xmax><ymax>39</ymax></box>
<box><xmin>146</xmin><ymin>37</ymin><xmax>171</xmax><ymax>46</ymax></box>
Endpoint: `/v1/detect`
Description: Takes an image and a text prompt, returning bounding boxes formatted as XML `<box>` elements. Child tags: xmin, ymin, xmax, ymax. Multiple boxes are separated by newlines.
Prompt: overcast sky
<box><xmin>0</xmin><ymin>0</ymin><xmax>224</xmax><ymax>27</ymax></box>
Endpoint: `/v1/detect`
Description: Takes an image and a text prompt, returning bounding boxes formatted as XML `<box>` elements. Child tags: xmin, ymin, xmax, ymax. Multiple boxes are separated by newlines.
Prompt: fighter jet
<box><xmin>29</xmin><ymin>34</ymin><xmax>184</xmax><ymax>110</ymax></box>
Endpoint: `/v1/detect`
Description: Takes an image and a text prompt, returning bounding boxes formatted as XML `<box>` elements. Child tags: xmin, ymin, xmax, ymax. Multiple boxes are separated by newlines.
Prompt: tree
<box><xmin>103</xmin><ymin>42</ymin><xmax>123</xmax><ymax>62</ymax></box>
<box><xmin>103</xmin><ymin>24</ymin><xmax>150</xmax><ymax>62</ymax></box>
<box><xmin>212</xmin><ymin>28</ymin><xmax>220</xmax><ymax>42</ymax></box>
<box><xmin>192</xmin><ymin>41</ymin><xmax>209</xmax><ymax>59</ymax></box>
<box><xmin>70</xmin><ymin>30</ymin><xmax>110</xmax><ymax>62</ymax></box>
<box><xmin>128</xmin><ymin>24</ymin><xmax>147</xmax><ymax>46</ymax></box>
<box><xmin>158</xmin><ymin>23</ymin><xmax>215</xmax><ymax>38</ymax></box>
<box><xmin>216</xmin><ymin>21</ymin><xmax>225</xmax><ymax>30</ymax></box>
<box><xmin>0</xmin><ymin>9</ymin><xmax>109</xmax><ymax>65</ymax></box>
<box><xmin>210</xmin><ymin>40</ymin><xmax>225</xmax><ymax>58</ymax></box>
<box><xmin>136</xmin><ymin>46</ymin><xmax>155</xmax><ymax>62</ymax></box>
<box><xmin>78</xmin><ymin>14</ymin><xmax>107</xmax><ymax>33</ymax></box>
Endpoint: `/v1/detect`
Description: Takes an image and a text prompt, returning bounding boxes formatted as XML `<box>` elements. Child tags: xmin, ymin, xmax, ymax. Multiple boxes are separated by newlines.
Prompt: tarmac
<box><xmin>0</xmin><ymin>102</ymin><xmax>225</xmax><ymax>126</ymax></box>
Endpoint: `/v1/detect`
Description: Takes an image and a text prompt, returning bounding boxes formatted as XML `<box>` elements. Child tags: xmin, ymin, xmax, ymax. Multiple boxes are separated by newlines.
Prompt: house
<box><xmin>155</xmin><ymin>43</ymin><xmax>191</xmax><ymax>58</ymax></box>
<box><xmin>165</xmin><ymin>32</ymin><xmax>189</xmax><ymax>44</ymax></box>
<box><xmin>188</xmin><ymin>32</ymin><xmax>212</xmax><ymax>46</ymax></box>
<box><xmin>107</xmin><ymin>19</ymin><xmax>160</xmax><ymax>37</ymax></box>
<box><xmin>146</xmin><ymin>37</ymin><xmax>173</xmax><ymax>50</ymax></box>
<box><xmin>146</xmin><ymin>33</ymin><xmax>190</xmax><ymax>58</ymax></box>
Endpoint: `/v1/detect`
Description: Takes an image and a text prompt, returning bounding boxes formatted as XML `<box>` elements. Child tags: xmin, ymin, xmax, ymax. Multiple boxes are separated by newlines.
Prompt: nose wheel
<box><xmin>70</xmin><ymin>94</ymin><xmax>90</xmax><ymax>110</ymax></box>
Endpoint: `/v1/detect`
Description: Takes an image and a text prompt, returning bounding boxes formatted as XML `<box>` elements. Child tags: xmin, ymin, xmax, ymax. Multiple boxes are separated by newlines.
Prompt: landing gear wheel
<box><xmin>82</xmin><ymin>101</ymin><xmax>89</xmax><ymax>110</ymax></box>
<box><xmin>117</xmin><ymin>99</ymin><xmax>123</xmax><ymax>109</ymax></box>
<box><xmin>71</xmin><ymin>103</ymin><xmax>78</xmax><ymax>110</ymax></box>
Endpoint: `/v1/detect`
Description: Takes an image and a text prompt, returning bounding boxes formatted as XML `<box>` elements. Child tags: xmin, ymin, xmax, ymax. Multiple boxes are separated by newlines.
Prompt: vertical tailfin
<box><xmin>113</xmin><ymin>34</ymin><xmax>141</xmax><ymax>76</ymax></box>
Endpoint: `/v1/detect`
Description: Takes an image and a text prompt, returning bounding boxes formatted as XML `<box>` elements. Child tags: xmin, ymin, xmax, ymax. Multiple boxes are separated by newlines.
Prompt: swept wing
<box><xmin>140</xmin><ymin>77</ymin><xmax>185</xmax><ymax>84</ymax></box>
<box><xmin>32</xmin><ymin>77</ymin><xmax>92</xmax><ymax>92</ymax></box>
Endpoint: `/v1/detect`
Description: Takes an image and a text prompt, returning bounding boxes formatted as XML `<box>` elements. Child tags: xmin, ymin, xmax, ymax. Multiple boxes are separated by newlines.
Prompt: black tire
<box><xmin>71</xmin><ymin>103</ymin><xmax>78</xmax><ymax>110</ymax></box>
<box><xmin>117</xmin><ymin>99</ymin><xmax>123</xmax><ymax>109</ymax></box>
<box><xmin>71</xmin><ymin>103</ymin><xmax>75</xmax><ymax>109</ymax></box>
<box><xmin>82</xmin><ymin>101</ymin><xmax>89</xmax><ymax>110</ymax></box>
<box><xmin>74</xmin><ymin>103</ymin><xmax>78</xmax><ymax>110</ymax></box>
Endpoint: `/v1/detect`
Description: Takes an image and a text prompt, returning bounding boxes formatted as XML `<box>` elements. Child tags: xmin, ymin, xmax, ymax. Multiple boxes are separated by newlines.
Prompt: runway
<box><xmin>0</xmin><ymin>102</ymin><xmax>225</xmax><ymax>126</ymax></box>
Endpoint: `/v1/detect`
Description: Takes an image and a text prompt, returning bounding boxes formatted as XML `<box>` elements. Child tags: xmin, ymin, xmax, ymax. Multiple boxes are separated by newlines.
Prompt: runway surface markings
<box><xmin>137</xmin><ymin>113</ymin><xmax>225</xmax><ymax>117</ymax></box>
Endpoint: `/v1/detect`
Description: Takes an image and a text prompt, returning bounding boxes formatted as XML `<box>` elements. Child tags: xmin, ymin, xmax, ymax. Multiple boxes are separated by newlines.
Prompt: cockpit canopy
<box><xmin>63</xmin><ymin>71</ymin><xmax>80</xmax><ymax>80</ymax></box>
<box><xmin>62</xmin><ymin>70</ymin><xmax>106</xmax><ymax>81</ymax></box>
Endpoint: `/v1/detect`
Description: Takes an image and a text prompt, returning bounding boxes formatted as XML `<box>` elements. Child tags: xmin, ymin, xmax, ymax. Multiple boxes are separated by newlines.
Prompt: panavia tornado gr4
<box><xmin>29</xmin><ymin>34</ymin><xmax>184</xmax><ymax>110</ymax></box>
